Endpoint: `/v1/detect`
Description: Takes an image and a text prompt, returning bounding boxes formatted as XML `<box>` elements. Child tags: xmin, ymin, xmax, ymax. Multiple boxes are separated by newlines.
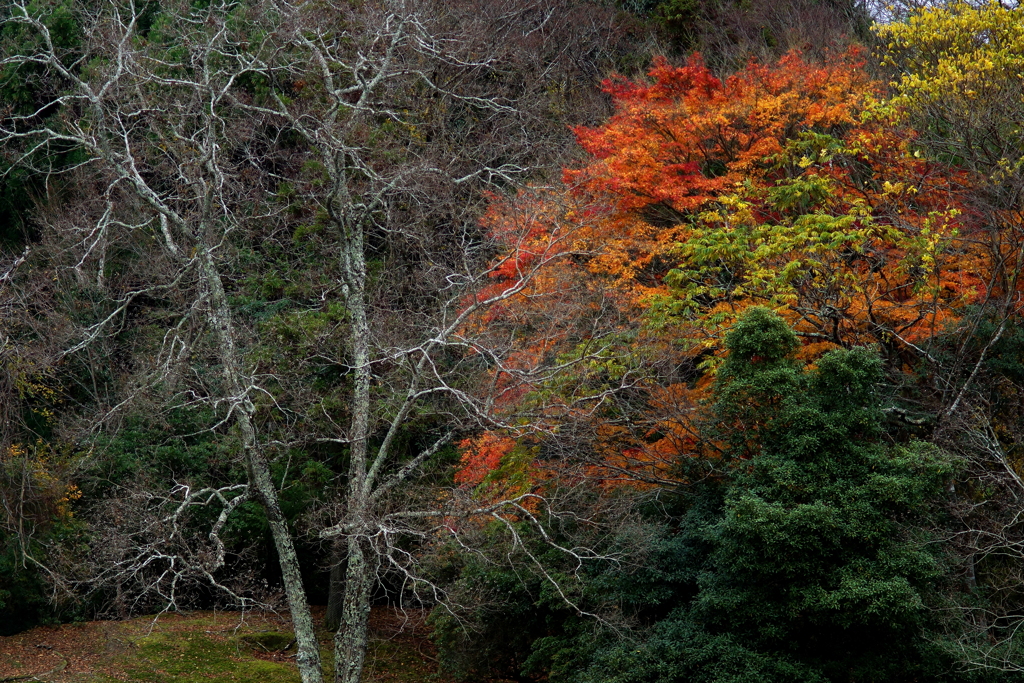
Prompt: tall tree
<box><xmin>458</xmin><ymin>48</ymin><xmax>984</xmax><ymax>488</ymax></box>
<box><xmin>570</xmin><ymin>309</ymin><xmax>958</xmax><ymax>683</ymax></box>
<box><xmin>0</xmin><ymin>1</ymin><xmax>637</xmax><ymax>681</ymax></box>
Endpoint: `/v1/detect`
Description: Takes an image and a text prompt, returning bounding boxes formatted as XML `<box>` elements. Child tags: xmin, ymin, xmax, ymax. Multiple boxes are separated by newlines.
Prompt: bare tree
<box><xmin>1</xmin><ymin>0</ymin><xmax>332</xmax><ymax>676</ymax></box>
<box><xmin>1</xmin><ymin>1</ymin><xmax>641</xmax><ymax>682</ymax></box>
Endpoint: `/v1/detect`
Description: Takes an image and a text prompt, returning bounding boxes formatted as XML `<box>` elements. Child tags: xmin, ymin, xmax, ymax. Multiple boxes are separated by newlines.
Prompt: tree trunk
<box><xmin>200</xmin><ymin>248</ymin><xmax>325</xmax><ymax>683</ymax></box>
<box><xmin>247</xmin><ymin>446</ymin><xmax>325</xmax><ymax>683</ymax></box>
<box><xmin>325</xmin><ymin>538</ymin><xmax>347</xmax><ymax>632</ymax></box>
<box><xmin>333</xmin><ymin>536</ymin><xmax>373</xmax><ymax>683</ymax></box>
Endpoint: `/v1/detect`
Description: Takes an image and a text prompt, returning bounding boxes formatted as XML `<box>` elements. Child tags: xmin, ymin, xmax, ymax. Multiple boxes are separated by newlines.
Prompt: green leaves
<box><xmin>722</xmin><ymin>306</ymin><xmax>799</xmax><ymax>367</ymax></box>
<box><xmin>699</xmin><ymin>310</ymin><xmax>956</xmax><ymax>679</ymax></box>
<box><xmin>571</xmin><ymin>308</ymin><xmax>960</xmax><ymax>683</ymax></box>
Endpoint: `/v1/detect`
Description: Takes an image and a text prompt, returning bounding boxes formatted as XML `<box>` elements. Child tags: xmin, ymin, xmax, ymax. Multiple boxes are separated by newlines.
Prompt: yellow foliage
<box><xmin>3</xmin><ymin>441</ymin><xmax>81</xmax><ymax>523</ymax></box>
<box><xmin>877</xmin><ymin>1</ymin><xmax>1024</xmax><ymax>105</ymax></box>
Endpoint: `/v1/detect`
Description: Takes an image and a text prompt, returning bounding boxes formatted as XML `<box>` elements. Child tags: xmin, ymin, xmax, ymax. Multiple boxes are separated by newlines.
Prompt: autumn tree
<box><xmin>458</xmin><ymin>47</ymin><xmax>988</xmax><ymax>487</ymax></box>
<box><xmin>448</xmin><ymin>26</ymin><xmax>1024</xmax><ymax>679</ymax></box>
<box><xmin>0</xmin><ymin>1</ymin><xmax>646</xmax><ymax>681</ymax></box>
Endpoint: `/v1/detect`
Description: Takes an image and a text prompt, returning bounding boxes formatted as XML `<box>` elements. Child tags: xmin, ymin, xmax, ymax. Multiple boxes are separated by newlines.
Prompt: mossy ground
<box><xmin>0</xmin><ymin>608</ymin><xmax>445</xmax><ymax>683</ymax></box>
<box><xmin>114</xmin><ymin>630</ymin><xmax>299</xmax><ymax>683</ymax></box>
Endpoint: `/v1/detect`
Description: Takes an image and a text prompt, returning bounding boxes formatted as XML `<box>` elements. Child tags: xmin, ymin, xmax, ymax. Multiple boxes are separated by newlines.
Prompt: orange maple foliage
<box><xmin>668</xmin><ymin>119</ymin><xmax>985</xmax><ymax>349</ymax></box>
<box><xmin>460</xmin><ymin>49</ymin><xmax>993</xmax><ymax>488</ymax></box>
<box><xmin>454</xmin><ymin>432</ymin><xmax>517</xmax><ymax>487</ymax></box>
<box><xmin>558</xmin><ymin>48</ymin><xmax>875</xmax><ymax>304</ymax></box>
<box><xmin>569</xmin><ymin>50</ymin><xmax>872</xmax><ymax>213</ymax></box>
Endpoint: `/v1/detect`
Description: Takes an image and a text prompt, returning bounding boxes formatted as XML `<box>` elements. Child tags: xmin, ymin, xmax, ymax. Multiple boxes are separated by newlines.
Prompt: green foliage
<box><xmin>429</xmin><ymin>498</ymin><xmax>644</xmax><ymax>682</ymax></box>
<box><xmin>0</xmin><ymin>0</ymin><xmax>85</xmax><ymax>246</ymax></box>
<box><xmin>721</xmin><ymin>306</ymin><xmax>800</xmax><ymax>367</ymax></box>
<box><xmin>0</xmin><ymin>0</ymin><xmax>81</xmax><ymax>112</ymax></box>
<box><xmin>0</xmin><ymin>440</ymin><xmax>88</xmax><ymax>635</ymax></box>
<box><xmin>0</xmin><ymin>541</ymin><xmax>53</xmax><ymax>635</ymax></box>
<box><xmin>80</xmin><ymin>406</ymin><xmax>333</xmax><ymax>603</ymax></box>
<box><xmin>429</xmin><ymin>558</ymin><xmax>549</xmax><ymax>681</ymax></box>
<box><xmin>84</xmin><ymin>408</ymin><xmax>234</xmax><ymax>492</ymax></box>
<box><xmin>559</xmin><ymin>309</ymin><xmax>964</xmax><ymax>682</ymax></box>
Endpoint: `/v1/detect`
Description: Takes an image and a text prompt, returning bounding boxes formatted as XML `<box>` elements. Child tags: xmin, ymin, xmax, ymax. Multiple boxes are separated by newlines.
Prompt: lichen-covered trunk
<box><xmin>199</xmin><ymin>248</ymin><xmax>324</xmax><ymax>683</ymax></box>
<box><xmin>330</xmin><ymin>185</ymin><xmax>376</xmax><ymax>683</ymax></box>
<box><xmin>333</xmin><ymin>536</ymin><xmax>373</xmax><ymax>683</ymax></box>
<box><xmin>246</xmin><ymin>439</ymin><xmax>325</xmax><ymax>683</ymax></box>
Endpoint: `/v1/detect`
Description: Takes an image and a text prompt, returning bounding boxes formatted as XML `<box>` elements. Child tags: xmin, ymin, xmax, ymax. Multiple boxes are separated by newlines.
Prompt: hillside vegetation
<box><xmin>3</xmin><ymin>1</ymin><xmax>1024</xmax><ymax>682</ymax></box>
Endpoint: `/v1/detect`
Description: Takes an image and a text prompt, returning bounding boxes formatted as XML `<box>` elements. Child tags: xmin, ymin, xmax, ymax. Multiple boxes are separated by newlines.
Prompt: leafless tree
<box><xmin>0</xmin><ymin>1</ymin><xmax>643</xmax><ymax>682</ymax></box>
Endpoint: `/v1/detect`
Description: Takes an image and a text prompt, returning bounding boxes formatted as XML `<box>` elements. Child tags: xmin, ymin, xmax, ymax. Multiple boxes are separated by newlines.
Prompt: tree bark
<box><xmin>334</xmin><ymin>536</ymin><xmax>373</xmax><ymax>683</ymax></box>
<box><xmin>325</xmin><ymin>539</ymin><xmax>347</xmax><ymax>632</ymax></box>
<box><xmin>199</xmin><ymin>248</ymin><xmax>325</xmax><ymax>683</ymax></box>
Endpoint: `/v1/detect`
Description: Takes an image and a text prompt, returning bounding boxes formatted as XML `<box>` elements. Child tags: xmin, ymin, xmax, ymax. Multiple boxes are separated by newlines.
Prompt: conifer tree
<box><xmin>579</xmin><ymin>309</ymin><xmax>958</xmax><ymax>683</ymax></box>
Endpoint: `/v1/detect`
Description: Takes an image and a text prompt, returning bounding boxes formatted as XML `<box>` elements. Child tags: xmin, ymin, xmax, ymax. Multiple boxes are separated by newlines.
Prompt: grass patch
<box><xmin>363</xmin><ymin>637</ymin><xmax>437</xmax><ymax>683</ymax></box>
<box><xmin>118</xmin><ymin>630</ymin><xmax>299</xmax><ymax>683</ymax></box>
<box><xmin>240</xmin><ymin>631</ymin><xmax>296</xmax><ymax>653</ymax></box>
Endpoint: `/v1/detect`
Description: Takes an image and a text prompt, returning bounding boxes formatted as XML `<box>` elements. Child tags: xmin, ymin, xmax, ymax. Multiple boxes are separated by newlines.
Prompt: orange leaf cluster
<box><xmin>460</xmin><ymin>49</ymin><xmax>996</xmax><ymax>490</ymax></box>
<box><xmin>569</xmin><ymin>50</ymin><xmax>872</xmax><ymax>215</ymax></box>
<box><xmin>454</xmin><ymin>432</ymin><xmax>516</xmax><ymax>487</ymax></box>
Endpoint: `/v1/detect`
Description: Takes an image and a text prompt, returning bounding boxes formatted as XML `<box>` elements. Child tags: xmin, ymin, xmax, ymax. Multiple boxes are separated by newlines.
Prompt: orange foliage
<box><xmin>569</xmin><ymin>50</ymin><xmax>872</xmax><ymax>214</ymax></box>
<box><xmin>670</xmin><ymin>118</ymin><xmax>985</xmax><ymax>347</ymax></box>
<box><xmin>454</xmin><ymin>433</ymin><xmax>516</xmax><ymax>487</ymax></box>
<box><xmin>460</xmin><ymin>49</ymin><xmax>994</xmax><ymax>489</ymax></box>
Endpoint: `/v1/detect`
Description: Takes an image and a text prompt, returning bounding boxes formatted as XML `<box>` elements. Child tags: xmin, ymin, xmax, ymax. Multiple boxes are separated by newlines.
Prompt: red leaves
<box><xmin>460</xmin><ymin>48</ymin><xmax>1002</xmax><ymax>494</ymax></box>
<box><xmin>568</xmin><ymin>49</ymin><xmax>874</xmax><ymax>218</ymax></box>
<box><xmin>454</xmin><ymin>433</ymin><xmax>516</xmax><ymax>487</ymax></box>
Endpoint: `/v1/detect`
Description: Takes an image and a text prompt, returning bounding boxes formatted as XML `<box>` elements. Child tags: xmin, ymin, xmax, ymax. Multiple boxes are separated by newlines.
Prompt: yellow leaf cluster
<box><xmin>877</xmin><ymin>1</ymin><xmax>1024</xmax><ymax>110</ymax></box>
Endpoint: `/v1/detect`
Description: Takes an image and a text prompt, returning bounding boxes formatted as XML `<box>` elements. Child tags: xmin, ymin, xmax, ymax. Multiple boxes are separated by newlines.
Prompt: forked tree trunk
<box><xmin>200</xmin><ymin>248</ymin><xmax>325</xmax><ymax>683</ymax></box>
